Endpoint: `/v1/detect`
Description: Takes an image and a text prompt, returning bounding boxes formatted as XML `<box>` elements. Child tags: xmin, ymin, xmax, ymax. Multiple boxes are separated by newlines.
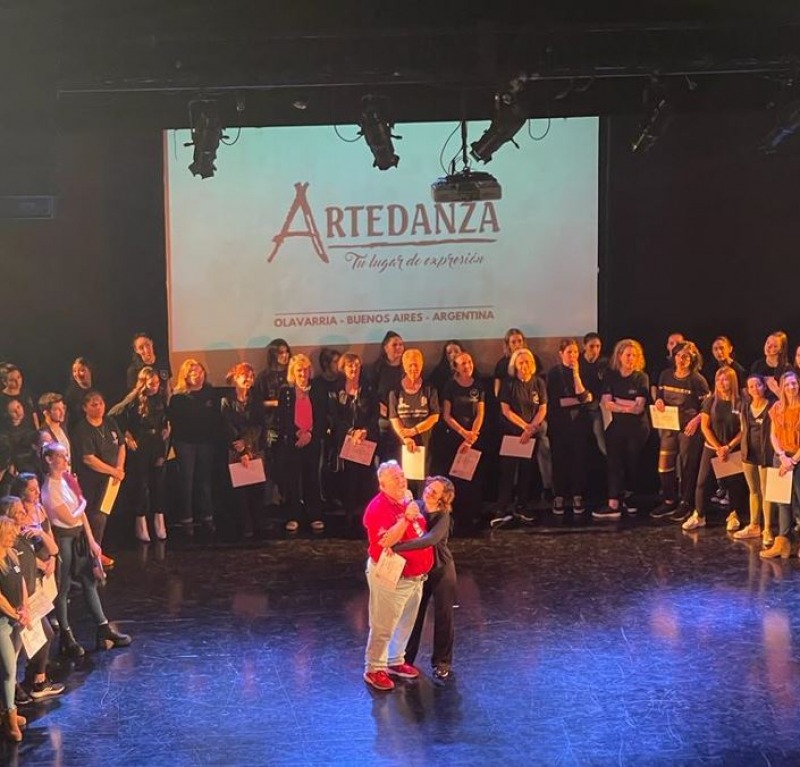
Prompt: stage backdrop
<box><xmin>164</xmin><ymin>119</ymin><xmax>599</xmax><ymax>381</ymax></box>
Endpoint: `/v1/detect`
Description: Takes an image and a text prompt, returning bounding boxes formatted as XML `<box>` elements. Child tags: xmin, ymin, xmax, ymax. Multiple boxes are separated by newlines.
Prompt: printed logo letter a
<box><xmin>267</xmin><ymin>182</ymin><xmax>329</xmax><ymax>263</ymax></box>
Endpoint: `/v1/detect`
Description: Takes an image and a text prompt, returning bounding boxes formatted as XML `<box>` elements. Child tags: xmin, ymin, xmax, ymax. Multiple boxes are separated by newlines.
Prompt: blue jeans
<box><xmin>0</xmin><ymin>616</ymin><xmax>19</xmax><ymax>711</ymax></box>
<box><xmin>174</xmin><ymin>441</ymin><xmax>215</xmax><ymax>524</ymax></box>
<box><xmin>364</xmin><ymin>558</ymin><xmax>424</xmax><ymax>672</ymax></box>
<box><xmin>776</xmin><ymin>465</ymin><xmax>800</xmax><ymax>538</ymax></box>
<box><xmin>54</xmin><ymin>529</ymin><xmax>107</xmax><ymax>630</ymax></box>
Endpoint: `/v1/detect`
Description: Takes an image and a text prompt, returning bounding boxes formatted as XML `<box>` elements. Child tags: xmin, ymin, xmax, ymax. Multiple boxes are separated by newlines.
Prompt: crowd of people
<box><xmin>2</xmin><ymin>328</ymin><xmax>800</xmax><ymax>712</ymax></box>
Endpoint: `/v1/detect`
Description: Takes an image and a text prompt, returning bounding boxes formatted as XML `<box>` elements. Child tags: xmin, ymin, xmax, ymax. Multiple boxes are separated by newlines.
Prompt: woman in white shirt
<box><xmin>40</xmin><ymin>443</ymin><xmax>131</xmax><ymax>658</ymax></box>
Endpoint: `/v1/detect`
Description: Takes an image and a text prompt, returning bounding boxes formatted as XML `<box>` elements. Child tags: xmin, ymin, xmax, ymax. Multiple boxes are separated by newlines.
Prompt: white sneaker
<box><xmin>725</xmin><ymin>511</ymin><xmax>740</xmax><ymax>532</ymax></box>
<box><xmin>682</xmin><ymin>511</ymin><xmax>706</xmax><ymax>531</ymax></box>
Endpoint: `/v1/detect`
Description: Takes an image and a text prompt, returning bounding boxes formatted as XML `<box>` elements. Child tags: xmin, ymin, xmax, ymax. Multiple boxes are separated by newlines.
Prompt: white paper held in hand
<box><xmin>401</xmin><ymin>445</ymin><xmax>426</xmax><ymax>480</ymax></box>
<box><xmin>339</xmin><ymin>436</ymin><xmax>377</xmax><ymax>466</ymax></box>
<box><xmin>649</xmin><ymin>405</ymin><xmax>680</xmax><ymax>431</ymax></box>
<box><xmin>449</xmin><ymin>448</ymin><xmax>481</xmax><ymax>481</ymax></box>
<box><xmin>765</xmin><ymin>467</ymin><xmax>793</xmax><ymax>505</ymax></box>
<box><xmin>373</xmin><ymin>549</ymin><xmax>406</xmax><ymax>589</ymax></box>
<box><xmin>499</xmin><ymin>435</ymin><xmax>535</xmax><ymax>459</ymax></box>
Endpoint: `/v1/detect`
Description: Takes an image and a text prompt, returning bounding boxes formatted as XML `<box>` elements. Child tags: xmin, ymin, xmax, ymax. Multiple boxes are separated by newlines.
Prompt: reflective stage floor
<box><xmin>6</xmin><ymin>514</ymin><xmax>800</xmax><ymax>767</ymax></box>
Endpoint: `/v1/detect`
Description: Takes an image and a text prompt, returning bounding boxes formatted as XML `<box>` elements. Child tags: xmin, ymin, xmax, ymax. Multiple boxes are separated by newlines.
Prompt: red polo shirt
<box><xmin>363</xmin><ymin>492</ymin><xmax>434</xmax><ymax>578</ymax></box>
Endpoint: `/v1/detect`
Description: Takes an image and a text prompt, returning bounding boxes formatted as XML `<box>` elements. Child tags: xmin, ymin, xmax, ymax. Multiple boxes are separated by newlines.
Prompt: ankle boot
<box><xmin>60</xmin><ymin>628</ymin><xmax>85</xmax><ymax>659</ymax></box>
<box><xmin>760</xmin><ymin>535</ymin><xmax>791</xmax><ymax>560</ymax></box>
<box><xmin>135</xmin><ymin>516</ymin><xmax>151</xmax><ymax>543</ymax></box>
<box><xmin>3</xmin><ymin>709</ymin><xmax>22</xmax><ymax>742</ymax></box>
<box><xmin>153</xmin><ymin>513</ymin><xmax>167</xmax><ymax>541</ymax></box>
<box><xmin>96</xmin><ymin>622</ymin><xmax>132</xmax><ymax>651</ymax></box>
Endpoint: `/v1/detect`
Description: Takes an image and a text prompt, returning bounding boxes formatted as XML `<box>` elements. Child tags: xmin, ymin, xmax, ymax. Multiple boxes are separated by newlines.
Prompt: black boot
<box><xmin>60</xmin><ymin>628</ymin><xmax>85</xmax><ymax>659</ymax></box>
<box><xmin>96</xmin><ymin>622</ymin><xmax>132</xmax><ymax>651</ymax></box>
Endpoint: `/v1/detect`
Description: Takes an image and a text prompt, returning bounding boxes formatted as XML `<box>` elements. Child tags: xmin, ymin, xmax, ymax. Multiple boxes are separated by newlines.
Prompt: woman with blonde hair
<box><xmin>682</xmin><ymin>366</ymin><xmax>748</xmax><ymax>531</ymax></box>
<box><xmin>221</xmin><ymin>362</ymin><xmax>264</xmax><ymax>539</ymax></box>
<box><xmin>761</xmin><ymin>371</ymin><xmax>800</xmax><ymax>558</ymax></box>
<box><xmin>168</xmin><ymin>359</ymin><xmax>219</xmax><ymax>530</ymax></box>
<box><xmin>110</xmin><ymin>367</ymin><xmax>170</xmax><ymax>542</ymax></box>
<box><xmin>392</xmin><ymin>476</ymin><xmax>458</xmax><ymax>680</ymax></box>
<box><xmin>0</xmin><ymin>507</ymin><xmax>27</xmax><ymax>742</ymax></box>
<box><xmin>750</xmin><ymin>331</ymin><xmax>790</xmax><ymax>398</ymax></box>
<box><xmin>595</xmin><ymin>339</ymin><xmax>650</xmax><ymax>520</ymax></box>
<box><xmin>276</xmin><ymin>354</ymin><xmax>327</xmax><ymax>532</ymax></box>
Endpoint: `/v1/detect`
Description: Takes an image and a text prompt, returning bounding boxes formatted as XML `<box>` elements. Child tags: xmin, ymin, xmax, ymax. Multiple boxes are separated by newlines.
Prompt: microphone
<box><xmin>403</xmin><ymin>490</ymin><xmax>424</xmax><ymax>537</ymax></box>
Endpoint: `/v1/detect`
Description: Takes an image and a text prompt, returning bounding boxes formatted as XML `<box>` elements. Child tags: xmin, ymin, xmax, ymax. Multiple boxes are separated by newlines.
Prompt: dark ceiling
<box><xmin>2</xmin><ymin>1</ymin><xmax>800</xmax><ymax>130</ymax></box>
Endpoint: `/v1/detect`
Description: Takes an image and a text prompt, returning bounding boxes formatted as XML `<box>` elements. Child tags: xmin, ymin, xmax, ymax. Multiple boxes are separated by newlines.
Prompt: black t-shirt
<box><xmin>493</xmin><ymin>353</ymin><xmax>545</xmax><ymax>383</ymax></box>
<box><xmin>499</xmin><ymin>376</ymin><xmax>547</xmax><ymax>434</ymax></box>
<box><xmin>706</xmin><ymin>360</ymin><xmax>747</xmax><ymax>391</ymax></box>
<box><xmin>126</xmin><ymin>356</ymin><xmax>172</xmax><ymax>392</ymax></box>
<box><xmin>701</xmin><ymin>397</ymin><xmax>741</xmax><ymax>447</ymax></box>
<box><xmin>750</xmin><ymin>359</ymin><xmax>791</xmax><ymax>386</ymax></box>
<box><xmin>389</xmin><ymin>384</ymin><xmax>440</xmax><ymax>430</ymax></box>
<box><xmin>579</xmin><ymin>356</ymin><xmax>607</xmax><ymax>401</ymax></box>
<box><xmin>370</xmin><ymin>361</ymin><xmax>404</xmax><ymax>408</ymax></box>
<box><xmin>0</xmin><ymin>553</ymin><xmax>24</xmax><ymax>609</ymax></box>
<box><xmin>167</xmin><ymin>385</ymin><xmax>220</xmax><ymax>444</ymax></box>
<box><xmin>442</xmin><ymin>378</ymin><xmax>485</xmax><ymax>431</ymax></box>
<box><xmin>602</xmin><ymin>370</ymin><xmax>650</xmax><ymax>425</ymax></box>
<box><xmin>72</xmin><ymin>415</ymin><xmax>123</xmax><ymax>503</ymax></box>
<box><xmin>657</xmin><ymin>370</ymin><xmax>710</xmax><ymax>428</ymax></box>
<box><xmin>12</xmin><ymin>535</ymin><xmax>37</xmax><ymax>595</ymax></box>
<box><xmin>64</xmin><ymin>382</ymin><xmax>92</xmax><ymax>430</ymax></box>
<box><xmin>0</xmin><ymin>423</ymin><xmax>40</xmax><ymax>474</ymax></box>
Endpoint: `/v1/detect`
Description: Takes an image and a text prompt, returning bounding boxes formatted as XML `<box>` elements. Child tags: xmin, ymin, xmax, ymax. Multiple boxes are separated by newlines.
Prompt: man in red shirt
<box><xmin>362</xmin><ymin>461</ymin><xmax>434</xmax><ymax>691</ymax></box>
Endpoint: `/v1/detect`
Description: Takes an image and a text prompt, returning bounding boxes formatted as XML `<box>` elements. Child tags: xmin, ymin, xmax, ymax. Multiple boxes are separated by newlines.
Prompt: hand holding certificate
<box><xmin>500</xmin><ymin>435</ymin><xmax>535</xmax><ymax>459</ymax></box>
<box><xmin>649</xmin><ymin>405</ymin><xmax>680</xmax><ymax>431</ymax></box>
<box><xmin>449</xmin><ymin>448</ymin><xmax>481</xmax><ymax>481</ymax></box>
<box><xmin>373</xmin><ymin>548</ymin><xmax>406</xmax><ymax>589</ymax></box>
<box><xmin>340</xmin><ymin>435</ymin><xmax>377</xmax><ymax>466</ymax></box>
<box><xmin>401</xmin><ymin>445</ymin><xmax>426</xmax><ymax>480</ymax></box>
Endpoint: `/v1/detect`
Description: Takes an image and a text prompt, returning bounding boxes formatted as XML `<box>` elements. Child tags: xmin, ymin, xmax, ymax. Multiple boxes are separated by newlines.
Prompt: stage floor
<box><xmin>7</xmin><ymin>516</ymin><xmax>800</xmax><ymax>766</ymax></box>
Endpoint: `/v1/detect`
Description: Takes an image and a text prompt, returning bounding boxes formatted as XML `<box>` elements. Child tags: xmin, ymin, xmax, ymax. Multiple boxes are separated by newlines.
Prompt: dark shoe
<box><xmin>669</xmin><ymin>502</ymin><xmax>692</xmax><ymax>523</ymax></box>
<box><xmin>552</xmin><ymin>496</ymin><xmax>566</xmax><ymax>515</ymax></box>
<box><xmin>489</xmin><ymin>511</ymin><xmax>513</xmax><ymax>529</ymax></box>
<box><xmin>572</xmin><ymin>496</ymin><xmax>586</xmax><ymax>515</ymax></box>
<box><xmin>60</xmin><ymin>628</ymin><xmax>86</xmax><ymax>659</ymax></box>
<box><xmin>649</xmin><ymin>501</ymin><xmax>676</xmax><ymax>519</ymax></box>
<box><xmin>28</xmin><ymin>679</ymin><xmax>65</xmax><ymax>700</ymax></box>
<box><xmin>14</xmin><ymin>684</ymin><xmax>32</xmax><ymax>707</ymax></box>
<box><xmin>96</xmin><ymin>623</ymin><xmax>132</xmax><ymax>651</ymax></box>
<box><xmin>592</xmin><ymin>505</ymin><xmax>621</xmax><ymax>521</ymax></box>
<box><xmin>433</xmin><ymin>664</ymin><xmax>451</xmax><ymax>680</ymax></box>
<box><xmin>514</xmin><ymin>506</ymin><xmax>535</xmax><ymax>523</ymax></box>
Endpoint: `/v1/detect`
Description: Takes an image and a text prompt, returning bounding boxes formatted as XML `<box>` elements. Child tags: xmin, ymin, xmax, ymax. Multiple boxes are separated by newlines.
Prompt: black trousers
<box><xmin>695</xmin><ymin>447</ymin><xmax>749</xmax><ymax>519</ymax></box>
<box><xmin>549</xmin><ymin>414</ymin><xmax>591</xmax><ymax>498</ymax></box>
<box><xmin>279</xmin><ymin>441</ymin><xmax>322</xmax><ymax>523</ymax></box>
<box><xmin>658</xmin><ymin>429</ymin><xmax>703</xmax><ymax>506</ymax></box>
<box><xmin>405</xmin><ymin>559</ymin><xmax>457</xmax><ymax>668</ymax></box>
<box><xmin>497</xmin><ymin>454</ymin><xmax>537</xmax><ymax>508</ymax></box>
<box><xmin>606</xmin><ymin>419</ymin><xmax>650</xmax><ymax>500</ymax></box>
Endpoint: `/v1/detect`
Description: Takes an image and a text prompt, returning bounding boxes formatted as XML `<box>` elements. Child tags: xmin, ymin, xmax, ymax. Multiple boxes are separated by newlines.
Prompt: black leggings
<box><xmin>695</xmin><ymin>447</ymin><xmax>749</xmax><ymax>519</ymax></box>
<box><xmin>549</xmin><ymin>414</ymin><xmax>591</xmax><ymax>498</ymax></box>
<box><xmin>606</xmin><ymin>419</ymin><xmax>650</xmax><ymax>500</ymax></box>
<box><xmin>658</xmin><ymin>429</ymin><xmax>703</xmax><ymax>506</ymax></box>
<box><xmin>405</xmin><ymin>559</ymin><xmax>457</xmax><ymax>667</ymax></box>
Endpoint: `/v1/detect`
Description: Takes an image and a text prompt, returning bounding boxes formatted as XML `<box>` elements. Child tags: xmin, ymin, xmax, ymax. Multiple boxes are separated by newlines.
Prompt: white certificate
<box><xmin>649</xmin><ymin>405</ymin><xmax>680</xmax><ymax>431</ymax></box>
<box><xmin>228</xmin><ymin>458</ymin><xmax>267</xmax><ymax>487</ymax></box>
<box><xmin>339</xmin><ymin>436</ymin><xmax>377</xmax><ymax>466</ymax></box>
<box><xmin>99</xmin><ymin>477</ymin><xmax>121</xmax><ymax>515</ymax></box>
<box><xmin>27</xmin><ymin>589</ymin><xmax>55</xmax><ymax>623</ymax></box>
<box><xmin>449</xmin><ymin>448</ymin><xmax>481</xmax><ymax>481</ymax></box>
<box><xmin>20</xmin><ymin>620</ymin><xmax>47</xmax><ymax>659</ymax></box>
<box><xmin>500</xmin><ymin>435</ymin><xmax>535</xmax><ymax>459</ymax></box>
<box><xmin>41</xmin><ymin>572</ymin><xmax>57</xmax><ymax>603</ymax></box>
<box><xmin>401</xmin><ymin>445</ymin><xmax>426</xmax><ymax>480</ymax></box>
<box><xmin>373</xmin><ymin>549</ymin><xmax>406</xmax><ymax>589</ymax></box>
<box><xmin>711</xmin><ymin>452</ymin><xmax>744</xmax><ymax>479</ymax></box>
<box><xmin>765</xmin><ymin>467</ymin><xmax>794</xmax><ymax>504</ymax></box>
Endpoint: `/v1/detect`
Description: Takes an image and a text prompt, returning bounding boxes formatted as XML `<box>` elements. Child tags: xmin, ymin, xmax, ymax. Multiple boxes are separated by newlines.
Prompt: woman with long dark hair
<box><xmin>110</xmin><ymin>367</ymin><xmax>169</xmax><ymax>542</ymax></box>
<box><xmin>64</xmin><ymin>357</ymin><xmax>95</xmax><ymax>430</ymax></box>
<box><xmin>126</xmin><ymin>332</ymin><xmax>172</xmax><ymax>394</ymax></box>
<box><xmin>650</xmin><ymin>341</ymin><xmax>709</xmax><ymax>522</ymax></box>
<box><xmin>368</xmin><ymin>331</ymin><xmax>405</xmax><ymax>462</ymax></box>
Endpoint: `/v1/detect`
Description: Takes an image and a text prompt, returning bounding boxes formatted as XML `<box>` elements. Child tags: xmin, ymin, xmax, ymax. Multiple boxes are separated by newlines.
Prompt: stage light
<box><xmin>470</xmin><ymin>79</ymin><xmax>526</xmax><ymax>164</ymax></box>
<box><xmin>186</xmin><ymin>100</ymin><xmax>225</xmax><ymax>179</ymax></box>
<box><xmin>358</xmin><ymin>95</ymin><xmax>400</xmax><ymax>170</ymax></box>
<box><xmin>759</xmin><ymin>101</ymin><xmax>800</xmax><ymax>154</ymax></box>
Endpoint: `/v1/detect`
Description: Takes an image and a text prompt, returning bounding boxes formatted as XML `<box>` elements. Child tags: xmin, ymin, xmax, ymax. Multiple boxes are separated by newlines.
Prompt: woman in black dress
<box><xmin>368</xmin><ymin>331</ymin><xmax>405</xmax><ymax>463</ymax></box>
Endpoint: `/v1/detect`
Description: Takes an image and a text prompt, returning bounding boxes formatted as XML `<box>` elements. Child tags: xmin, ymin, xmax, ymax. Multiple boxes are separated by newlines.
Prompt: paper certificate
<box><xmin>401</xmin><ymin>445</ymin><xmax>426</xmax><ymax>480</ymax></box>
<box><xmin>27</xmin><ymin>589</ymin><xmax>55</xmax><ymax>623</ymax></box>
<box><xmin>649</xmin><ymin>405</ymin><xmax>680</xmax><ymax>431</ymax></box>
<box><xmin>559</xmin><ymin>397</ymin><xmax>581</xmax><ymax>408</ymax></box>
<box><xmin>373</xmin><ymin>549</ymin><xmax>406</xmax><ymax>589</ymax></box>
<box><xmin>765</xmin><ymin>467</ymin><xmax>794</xmax><ymax>504</ymax></box>
<box><xmin>339</xmin><ymin>436</ymin><xmax>377</xmax><ymax>466</ymax></box>
<box><xmin>500</xmin><ymin>435</ymin><xmax>535</xmax><ymax>459</ymax></box>
<box><xmin>449</xmin><ymin>448</ymin><xmax>481</xmax><ymax>481</ymax></box>
<box><xmin>99</xmin><ymin>477</ymin><xmax>121</xmax><ymax>515</ymax></box>
<box><xmin>20</xmin><ymin>620</ymin><xmax>48</xmax><ymax>659</ymax></box>
<box><xmin>41</xmin><ymin>572</ymin><xmax>57</xmax><ymax>603</ymax></box>
<box><xmin>711</xmin><ymin>452</ymin><xmax>744</xmax><ymax>479</ymax></box>
<box><xmin>228</xmin><ymin>459</ymin><xmax>267</xmax><ymax>487</ymax></box>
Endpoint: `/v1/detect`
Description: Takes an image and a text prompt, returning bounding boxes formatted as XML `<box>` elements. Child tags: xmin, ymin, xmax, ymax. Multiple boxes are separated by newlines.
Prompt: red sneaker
<box><xmin>387</xmin><ymin>663</ymin><xmax>420</xmax><ymax>679</ymax></box>
<box><xmin>100</xmin><ymin>554</ymin><xmax>115</xmax><ymax>570</ymax></box>
<box><xmin>363</xmin><ymin>670</ymin><xmax>395</xmax><ymax>691</ymax></box>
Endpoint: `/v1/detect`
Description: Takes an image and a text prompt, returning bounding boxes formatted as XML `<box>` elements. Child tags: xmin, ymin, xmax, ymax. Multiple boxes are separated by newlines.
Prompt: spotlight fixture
<box><xmin>358</xmin><ymin>95</ymin><xmax>400</xmax><ymax>170</ymax></box>
<box><xmin>470</xmin><ymin>79</ymin><xmax>526</xmax><ymax>164</ymax></box>
<box><xmin>631</xmin><ymin>80</ymin><xmax>671</xmax><ymax>154</ymax></box>
<box><xmin>186</xmin><ymin>100</ymin><xmax>226</xmax><ymax>179</ymax></box>
<box><xmin>759</xmin><ymin>100</ymin><xmax>800</xmax><ymax>154</ymax></box>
